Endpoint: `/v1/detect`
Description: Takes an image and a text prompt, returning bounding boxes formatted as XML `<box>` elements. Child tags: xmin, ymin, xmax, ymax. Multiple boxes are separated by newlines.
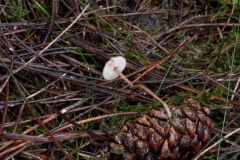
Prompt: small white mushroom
<box><xmin>103</xmin><ymin>56</ymin><xmax>133</xmax><ymax>86</ymax></box>
<box><xmin>103</xmin><ymin>56</ymin><xmax>126</xmax><ymax>80</ymax></box>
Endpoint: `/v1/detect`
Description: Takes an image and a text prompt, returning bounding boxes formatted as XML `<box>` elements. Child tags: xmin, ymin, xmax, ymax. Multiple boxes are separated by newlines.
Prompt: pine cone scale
<box><xmin>168</xmin><ymin>127</ymin><xmax>182</xmax><ymax>149</ymax></box>
<box><xmin>148</xmin><ymin>128</ymin><xmax>164</xmax><ymax>152</ymax></box>
<box><xmin>135</xmin><ymin>139</ymin><xmax>150</xmax><ymax>159</ymax></box>
<box><xmin>185</xmin><ymin>118</ymin><xmax>197</xmax><ymax>137</ymax></box>
<box><xmin>150</xmin><ymin>117</ymin><xmax>169</xmax><ymax>137</ymax></box>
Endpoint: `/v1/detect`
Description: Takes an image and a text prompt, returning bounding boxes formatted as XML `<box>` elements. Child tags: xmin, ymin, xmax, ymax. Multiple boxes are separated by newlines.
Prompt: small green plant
<box><xmin>110</xmin><ymin>145</ymin><xmax>125</xmax><ymax>155</ymax></box>
<box><xmin>3</xmin><ymin>1</ymin><xmax>29</xmax><ymax>21</ymax></box>
<box><xmin>169</xmin><ymin>91</ymin><xmax>193</xmax><ymax>106</ymax></box>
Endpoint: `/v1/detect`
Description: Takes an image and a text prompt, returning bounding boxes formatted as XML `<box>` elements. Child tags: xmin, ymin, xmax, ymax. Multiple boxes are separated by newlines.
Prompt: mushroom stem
<box><xmin>114</xmin><ymin>67</ymin><xmax>133</xmax><ymax>87</ymax></box>
<box><xmin>114</xmin><ymin>67</ymin><xmax>172</xmax><ymax>118</ymax></box>
<box><xmin>132</xmin><ymin>84</ymin><xmax>172</xmax><ymax>118</ymax></box>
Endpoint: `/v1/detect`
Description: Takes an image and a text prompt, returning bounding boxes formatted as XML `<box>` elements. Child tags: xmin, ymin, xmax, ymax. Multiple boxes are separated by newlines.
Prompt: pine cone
<box><xmin>110</xmin><ymin>98</ymin><xmax>214</xmax><ymax>160</ymax></box>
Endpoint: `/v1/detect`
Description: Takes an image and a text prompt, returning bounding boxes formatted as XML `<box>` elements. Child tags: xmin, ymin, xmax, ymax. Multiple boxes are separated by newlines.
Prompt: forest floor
<box><xmin>0</xmin><ymin>0</ymin><xmax>240</xmax><ymax>160</ymax></box>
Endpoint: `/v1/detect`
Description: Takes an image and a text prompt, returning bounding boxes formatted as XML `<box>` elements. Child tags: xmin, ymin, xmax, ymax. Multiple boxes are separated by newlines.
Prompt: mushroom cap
<box><xmin>103</xmin><ymin>56</ymin><xmax>126</xmax><ymax>80</ymax></box>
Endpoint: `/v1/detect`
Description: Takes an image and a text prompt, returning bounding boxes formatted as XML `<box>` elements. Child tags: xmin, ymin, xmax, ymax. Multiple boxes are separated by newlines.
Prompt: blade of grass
<box><xmin>216</xmin><ymin>14</ymin><xmax>240</xmax><ymax>160</ymax></box>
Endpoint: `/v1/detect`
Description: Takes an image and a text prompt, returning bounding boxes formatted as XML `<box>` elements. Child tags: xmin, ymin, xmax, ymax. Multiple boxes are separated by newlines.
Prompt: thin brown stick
<box><xmin>0</xmin><ymin>77</ymin><xmax>9</xmax><ymax>133</ymax></box>
<box><xmin>0</xmin><ymin>57</ymin><xmax>13</xmax><ymax>133</ymax></box>
<box><xmin>52</xmin><ymin>112</ymin><xmax>136</xmax><ymax>134</ymax></box>
<box><xmin>156</xmin><ymin>23</ymin><xmax>240</xmax><ymax>40</ymax></box>
<box><xmin>25</xmin><ymin>103</ymin><xmax>72</xmax><ymax>160</ymax></box>
<box><xmin>176</xmin><ymin>84</ymin><xmax>240</xmax><ymax>106</ymax></box>
<box><xmin>132</xmin><ymin>36</ymin><xmax>191</xmax><ymax>84</ymax></box>
<box><xmin>194</xmin><ymin>127</ymin><xmax>240</xmax><ymax>160</ymax></box>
